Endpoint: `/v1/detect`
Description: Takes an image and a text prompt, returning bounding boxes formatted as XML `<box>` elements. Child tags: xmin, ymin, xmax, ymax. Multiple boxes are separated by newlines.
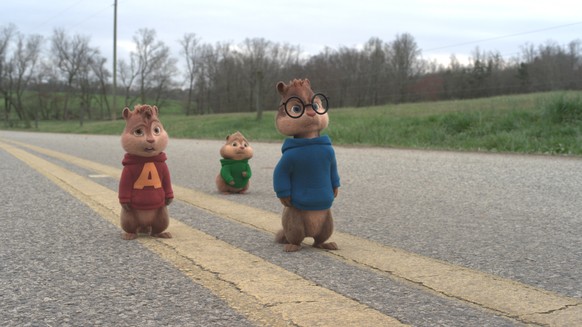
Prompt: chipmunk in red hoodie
<box><xmin>118</xmin><ymin>104</ymin><xmax>173</xmax><ymax>240</ymax></box>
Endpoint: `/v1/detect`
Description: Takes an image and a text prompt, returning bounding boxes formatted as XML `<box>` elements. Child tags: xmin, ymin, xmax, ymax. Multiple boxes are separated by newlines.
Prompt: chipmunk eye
<box><xmin>291</xmin><ymin>105</ymin><xmax>302</xmax><ymax>114</ymax></box>
<box><xmin>152</xmin><ymin>126</ymin><xmax>161</xmax><ymax>135</ymax></box>
<box><xmin>312</xmin><ymin>103</ymin><xmax>320</xmax><ymax>111</ymax></box>
<box><xmin>133</xmin><ymin>128</ymin><xmax>144</xmax><ymax>136</ymax></box>
<box><xmin>232</xmin><ymin>142</ymin><xmax>238</xmax><ymax>147</ymax></box>
<box><xmin>243</xmin><ymin>143</ymin><xmax>248</xmax><ymax>148</ymax></box>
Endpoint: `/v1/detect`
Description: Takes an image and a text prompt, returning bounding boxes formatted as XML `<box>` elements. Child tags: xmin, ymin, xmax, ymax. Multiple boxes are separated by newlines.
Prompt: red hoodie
<box><xmin>118</xmin><ymin>152</ymin><xmax>174</xmax><ymax>210</ymax></box>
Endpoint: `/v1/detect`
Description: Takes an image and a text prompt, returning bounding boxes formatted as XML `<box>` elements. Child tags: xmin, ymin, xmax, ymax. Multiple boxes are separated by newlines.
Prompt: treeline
<box><xmin>1</xmin><ymin>23</ymin><xmax>581</xmax><ymax>127</ymax></box>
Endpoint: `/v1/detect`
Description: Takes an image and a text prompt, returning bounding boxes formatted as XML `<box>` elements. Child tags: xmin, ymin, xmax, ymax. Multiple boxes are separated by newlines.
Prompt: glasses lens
<box><xmin>312</xmin><ymin>94</ymin><xmax>328</xmax><ymax>114</ymax></box>
<box><xmin>285</xmin><ymin>97</ymin><xmax>304</xmax><ymax>118</ymax></box>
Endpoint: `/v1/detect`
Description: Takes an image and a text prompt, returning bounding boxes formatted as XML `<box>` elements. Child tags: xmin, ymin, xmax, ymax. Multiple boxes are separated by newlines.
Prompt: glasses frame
<box><xmin>279</xmin><ymin>93</ymin><xmax>329</xmax><ymax>119</ymax></box>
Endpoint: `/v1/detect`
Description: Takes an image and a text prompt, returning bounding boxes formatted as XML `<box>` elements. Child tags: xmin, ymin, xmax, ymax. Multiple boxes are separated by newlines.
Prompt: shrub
<box><xmin>440</xmin><ymin>113</ymin><xmax>475</xmax><ymax>134</ymax></box>
<box><xmin>542</xmin><ymin>94</ymin><xmax>582</xmax><ymax>123</ymax></box>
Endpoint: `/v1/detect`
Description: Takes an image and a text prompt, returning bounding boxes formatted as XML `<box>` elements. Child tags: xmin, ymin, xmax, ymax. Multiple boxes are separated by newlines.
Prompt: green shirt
<box><xmin>220</xmin><ymin>158</ymin><xmax>252</xmax><ymax>189</ymax></box>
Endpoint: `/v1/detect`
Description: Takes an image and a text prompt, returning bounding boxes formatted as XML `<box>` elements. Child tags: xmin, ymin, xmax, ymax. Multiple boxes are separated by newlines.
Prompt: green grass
<box><xmin>327</xmin><ymin>92</ymin><xmax>582</xmax><ymax>155</ymax></box>
<box><xmin>3</xmin><ymin>91</ymin><xmax>582</xmax><ymax>155</ymax></box>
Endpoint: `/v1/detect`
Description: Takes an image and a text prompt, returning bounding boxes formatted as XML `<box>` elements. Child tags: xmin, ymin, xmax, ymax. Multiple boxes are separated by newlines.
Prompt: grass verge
<box><xmin>2</xmin><ymin>91</ymin><xmax>582</xmax><ymax>155</ymax></box>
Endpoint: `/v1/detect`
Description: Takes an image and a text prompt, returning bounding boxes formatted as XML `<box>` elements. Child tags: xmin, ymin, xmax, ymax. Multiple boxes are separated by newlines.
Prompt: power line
<box><xmin>423</xmin><ymin>21</ymin><xmax>582</xmax><ymax>53</ymax></box>
<box><xmin>30</xmin><ymin>0</ymin><xmax>87</xmax><ymax>32</ymax></box>
<box><xmin>66</xmin><ymin>4</ymin><xmax>112</xmax><ymax>31</ymax></box>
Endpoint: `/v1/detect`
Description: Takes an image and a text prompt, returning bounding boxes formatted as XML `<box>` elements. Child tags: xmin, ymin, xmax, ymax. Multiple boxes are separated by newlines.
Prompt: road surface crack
<box><xmin>536</xmin><ymin>302</ymin><xmax>581</xmax><ymax>315</ymax></box>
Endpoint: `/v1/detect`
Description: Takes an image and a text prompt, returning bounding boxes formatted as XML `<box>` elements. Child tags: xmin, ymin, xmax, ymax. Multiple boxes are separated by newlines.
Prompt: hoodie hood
<box><xmin>122</xmin><ymin>152</ymin><xmax>167</xmax><ymax>166</ymax></box>
<box><xmin>220</xmin><ymin>158</ymin><xmax>249</xmax><ymax>166</ymax></box>
<box><xmin>281</xmin><ymin>135</ymin><xmax>332</xmax><ymax>153</ymax></box>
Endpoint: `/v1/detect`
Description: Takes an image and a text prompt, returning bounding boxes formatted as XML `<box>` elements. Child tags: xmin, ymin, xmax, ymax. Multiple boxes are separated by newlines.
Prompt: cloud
<box><xmin>3</xmin><ymin>0</ymin><xmax>581</xmax><ymax>67</ymax></box>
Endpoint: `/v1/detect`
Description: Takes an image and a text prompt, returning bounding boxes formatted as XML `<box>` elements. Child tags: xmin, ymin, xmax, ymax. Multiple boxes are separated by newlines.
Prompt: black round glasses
<box><xmin>279</xmin><ymin>93</ymin><xmax>329</xmax><ymax>118</ymax></box>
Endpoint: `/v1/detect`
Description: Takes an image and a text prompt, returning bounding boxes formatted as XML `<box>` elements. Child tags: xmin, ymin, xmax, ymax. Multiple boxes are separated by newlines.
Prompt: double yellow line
<box><xmin>1</xmin><ymin>139</ymin><xmax>580</xmax><ymax>326</ymax></box>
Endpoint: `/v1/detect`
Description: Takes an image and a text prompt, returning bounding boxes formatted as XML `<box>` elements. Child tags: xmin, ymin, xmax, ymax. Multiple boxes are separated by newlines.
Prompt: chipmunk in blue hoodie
<box><xmin>273</xmin><ymin>79</ymin><xmax>340</xmax><ymax>252</ymax></box>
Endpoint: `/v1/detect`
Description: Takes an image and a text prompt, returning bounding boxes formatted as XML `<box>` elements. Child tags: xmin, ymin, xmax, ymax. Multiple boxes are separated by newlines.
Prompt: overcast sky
<box><xmin>4</xmin><ymin>0</ymin><xmax>582</xmax><ymax>66</ymax></box>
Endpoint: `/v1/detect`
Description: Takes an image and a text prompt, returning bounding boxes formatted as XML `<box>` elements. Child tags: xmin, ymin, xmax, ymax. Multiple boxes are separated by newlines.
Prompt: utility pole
<box><xmin>112</xmin><ymin>0</ymin><xmax>118</xmax><ymax>120</ymax></box>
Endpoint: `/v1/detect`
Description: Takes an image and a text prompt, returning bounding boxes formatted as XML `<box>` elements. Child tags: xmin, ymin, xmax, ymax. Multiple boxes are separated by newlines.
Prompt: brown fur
<box><xmin>216</xmin><ymin>131</ymin><xmax>254</xmax><ymax>194</ymax></box>
<box><xmin>274</xmin><ymin>79</ymin><xmax>338</xmax><ymax>252</ymax></box>
<box><xmin>120</xmin><ymin>104</ymin><xmax>172</xmax><ymax>240</ymax></box>
<box><xmin>276</xmin><ymin>79</ymin><xmax>329</xmax><ymax>138</ymax></box>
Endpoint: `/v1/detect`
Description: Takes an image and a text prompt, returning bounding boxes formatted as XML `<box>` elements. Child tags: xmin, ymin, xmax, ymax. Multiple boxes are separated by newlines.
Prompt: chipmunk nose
<box><xmin>146</xmin><ymin>136</ymin><xmax>155</xmax><ymax>143</ymax></box>
<box><xmin>305</xmin><ymin>107</ymin><xmax>316</xmax><ymax>117</ymax></box>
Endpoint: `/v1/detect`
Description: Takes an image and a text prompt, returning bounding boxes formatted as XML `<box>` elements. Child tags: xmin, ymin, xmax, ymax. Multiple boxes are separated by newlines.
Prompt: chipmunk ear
<box><xmin>152</xmin><ymin>105</ymin><xmax>159</xmax><ymax>116</ymax></box>
<box><xmin>122</xmin><ymin>107</ymin><xmax>131</xmax><ymax>120</ymax></box>
<box><xmin>276</xmin><ymin>81</ymin><xmax>286</xmax><ymax>95</ymax></box>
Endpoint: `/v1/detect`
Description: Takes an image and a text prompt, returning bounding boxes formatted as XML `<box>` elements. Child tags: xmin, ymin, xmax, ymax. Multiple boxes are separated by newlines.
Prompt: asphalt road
<box><xmin>1</xmin><ymin>130</ymin><xmax>581</xmax><ymax>326</ymax></box>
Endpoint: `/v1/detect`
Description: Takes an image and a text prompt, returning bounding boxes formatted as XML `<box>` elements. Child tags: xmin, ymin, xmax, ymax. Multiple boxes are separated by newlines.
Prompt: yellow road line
<box><xmin>6</xmin><ymin>139</ymin><xmax>582</xmax><ymax>326</ymax></box>
<box><xmin>0</xmin><ymin>140</ymin><xmax>406</xmax><ymax>327</ymax></box>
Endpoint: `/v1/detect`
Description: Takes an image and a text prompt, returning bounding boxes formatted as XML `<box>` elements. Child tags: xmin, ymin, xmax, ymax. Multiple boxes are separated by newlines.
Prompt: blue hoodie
<box><xmin>273</xmin><ymin>135</ymin><xmax>340</xmax><ymax>210</ymax></box>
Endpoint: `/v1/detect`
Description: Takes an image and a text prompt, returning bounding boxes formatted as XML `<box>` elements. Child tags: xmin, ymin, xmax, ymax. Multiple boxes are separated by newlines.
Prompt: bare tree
<box><xmin>468</xmin><ymin>47</ymin><xmax>490</xmax><ymax>97</ymax></box>
<box><xmin>0</xmin><ymin>24</ymin><xmax>16</xmax><ymax>125</ymax></box>
<box><xmin>33</xmin><ymin>60</ymin><xmax>63</xmax><ymax>120</ymax></box>
<box><xmin>77</xmin><ymin>49</ymin><xmax>107</xmax><ymax>125</ymax></box>
<box><xmin>239</xmin><ymin>38</ymin><xmax>272</xmax><ymax>118</ymax></box>
<box><xmin>132</xmin><ymin>28</ymin><xmax>177</xmax><ymax>105</ymax></box>
<box><xmin>271</xmin><ymin>43</ymin><xmax>302</xmax><ymax>70</ymax></box>
<box><xmin>204</xmin><ymin>41</ymin><xmax>239</xmax><ymax>114</ymax></box>
<box><xmin>118</xmin><ymin>57</ymin><xmax>139</xmax><ymax>106</ymax></box>
<box><xmin>180</xmin><ymin>33</ymin><xmax>201</xmax><ymax>115</ymax></box>
<box><xmin>90</xmin><ymin>56</ymin><xmax>112</xmax><ymax>119</ymax></box>
<box><xmin>8</xmin><ymin>32</ymin><xmax>43</xmax><ymax>127</ymax></box>
<box><xmin>263</xmin><ymin>42</ymin><xmax>302</xmax><ymax>112</ymax></box>
<box><xmin>363</xmin><ymin>37</ymin><xmax>387</xmax><ymax>105</ymax></box>
<box><xmin>50</xmin><ymin>29</ymin><xmax>95</xmax><ymax>121</ymax></box>
<box><xmin>333</xmin><ymin>47</ymin><xmax>364</xmax><ymax>106</ymax></box>
<box><xmin>194</xmin><ymin>43</ymin><xmax>219</xmax><ymax>114</ymax></box>
<box><xmin>387</xmin><ymin>33</ymin><xmax>421</xmax><ymax>103</ymax></box>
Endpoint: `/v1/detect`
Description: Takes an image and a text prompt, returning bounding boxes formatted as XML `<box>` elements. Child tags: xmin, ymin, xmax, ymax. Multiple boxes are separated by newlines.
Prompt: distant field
<box><xmin>3</xmin><ymin>91</ymin><xmax>582</xmax><ymax>155</ymax></box>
